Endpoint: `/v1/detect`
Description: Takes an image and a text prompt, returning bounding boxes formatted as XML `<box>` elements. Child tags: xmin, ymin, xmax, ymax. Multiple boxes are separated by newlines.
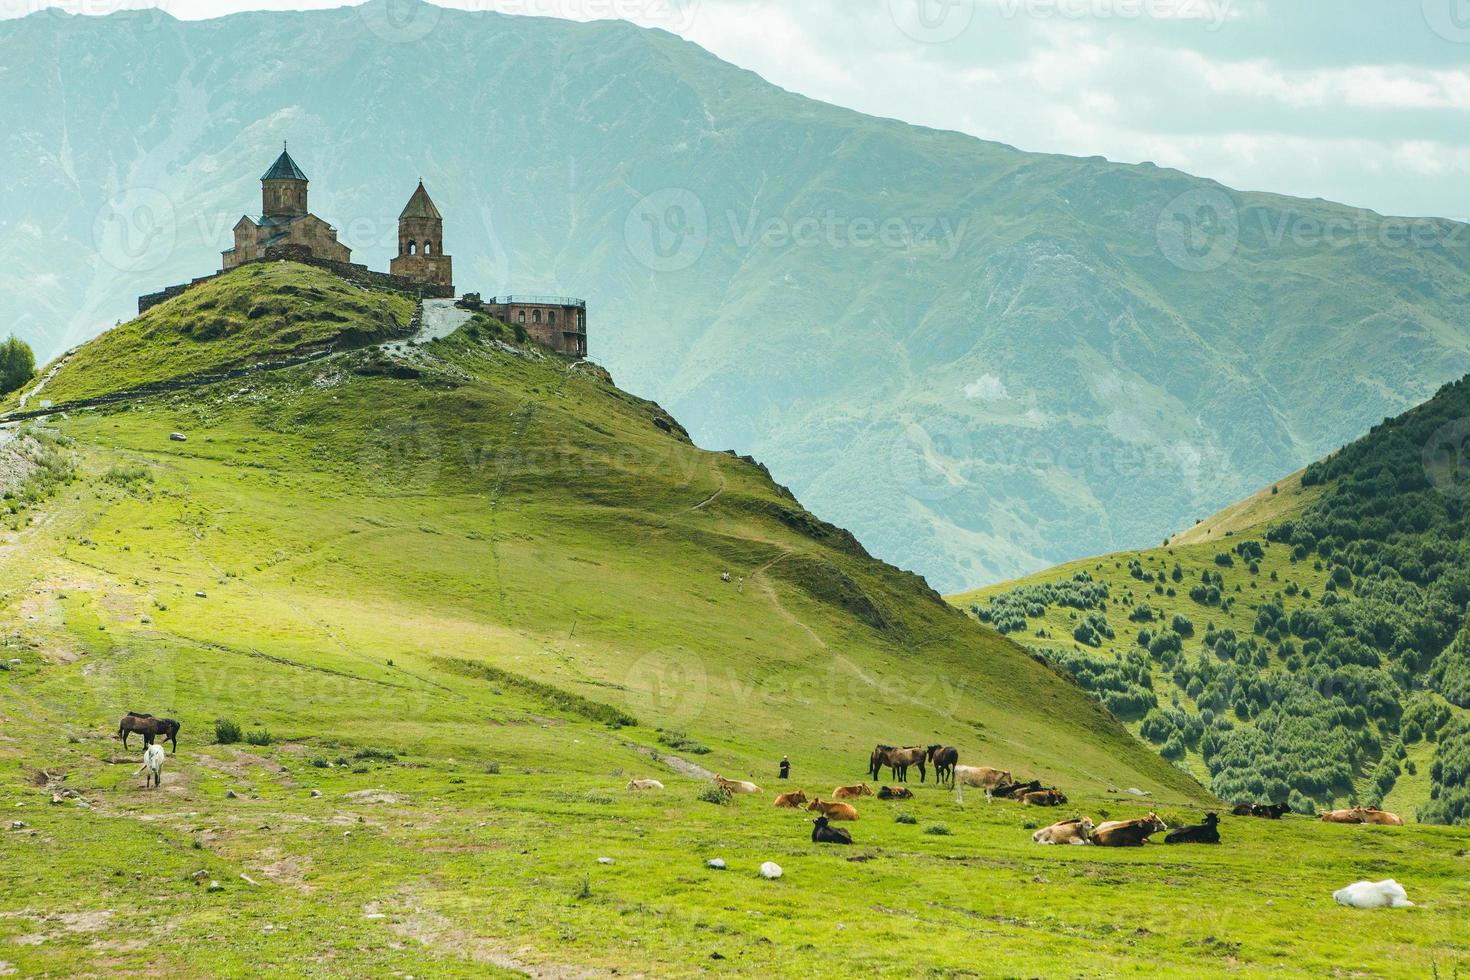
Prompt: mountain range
<box><xmin>4</xmin><ymin>0</ymin><xmax>1470</xmax><ymax>591</ymax></box>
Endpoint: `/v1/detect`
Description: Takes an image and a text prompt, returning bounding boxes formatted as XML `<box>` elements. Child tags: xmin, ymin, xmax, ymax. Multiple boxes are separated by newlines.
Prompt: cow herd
<box><xmin>658</xmin><ymin>744</ymin><xmax>1417</xmax><ymax>852</ymax></box>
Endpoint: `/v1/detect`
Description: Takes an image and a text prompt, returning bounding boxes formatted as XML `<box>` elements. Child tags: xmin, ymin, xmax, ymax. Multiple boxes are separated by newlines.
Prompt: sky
<box><xmin>5</xmin><ymin>0</ymin><xmax>1470</xmax><ymax>221</ymax></box>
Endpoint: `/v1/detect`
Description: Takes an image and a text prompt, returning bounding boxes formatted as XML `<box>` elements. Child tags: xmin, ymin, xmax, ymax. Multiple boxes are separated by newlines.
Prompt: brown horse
<box><xmin>869</xmin><ymin>744</ymin><xmax>927</xmax><ymax>783</ymax></box>
<box><xmin>118</xmin><ymin>712</ymin><xmax>180</xmax><ymax>752</ymax></box>
<box><xmin>926</xmin><ymin>745</ymin><xmax>959</xmax><ymax>787</ymax></box>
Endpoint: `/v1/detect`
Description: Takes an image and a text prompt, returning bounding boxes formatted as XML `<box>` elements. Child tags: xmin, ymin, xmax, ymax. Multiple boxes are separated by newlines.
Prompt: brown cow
<box><xmin>1092</xmin><ymin>813</ymin><xmax>1167</xmax><ymax>847</ymax></box>
<box><xmin>1032</xmin><ymin>817</ymin><xmax>1093</xmax><ymax>845</ymax></box>
<box><xmin>1021</xmin><ymin>788</ymin><xmax>1068</xmax><ymax>807</ymax></box>
<box><xmin>806</xmin><ymin>798</ymin><xmax>859</xmax><ymax>821</ymax></box>
<box><xmin>990</xmin><ymin>779</ymin><xmax>1044</xmax><ymax>800</ymax></box>
<box><xmin>834</xmin><ymin>783</ymin><xmax>874</xmax><ymax>799</ymax></box>
<box><xmin>1320</xmin><ymin>809</ymin><xmax>1364</xmax><ymax>824</ymax></box>
<box><xmin>773</xmin><ymin>790</ymin><xmax>809</xmax><ymax>809</ymax></box>
<box><xmin>1353</xmin><ymin>807</ymin><xmax>1405</xmax><ymax>826</ymax></box>
<box><xmin>877</xmin><ymin>786</ymin><xmax>913</xmax><ymax>800</ymax></box>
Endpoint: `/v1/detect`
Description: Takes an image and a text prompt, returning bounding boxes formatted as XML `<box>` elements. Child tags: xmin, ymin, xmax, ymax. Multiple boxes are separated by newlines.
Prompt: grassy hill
<box><xmin>957</xmin><ymin>378</ymin><xmax>1470</xmax><ymax>825</ymax></box>
<box><xmin>5</xmin><ymin>267</ymin><xmax>1466</xmax><ymax>975</ymax></box>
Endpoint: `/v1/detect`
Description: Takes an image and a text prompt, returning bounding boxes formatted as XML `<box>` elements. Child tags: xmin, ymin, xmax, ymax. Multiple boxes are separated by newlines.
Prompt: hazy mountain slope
<box><xmin>5</xmin><ymin>1</ymin><xmax>1470</xmax><ymax>591</ymax></box>
<box><xmin>956</xmin><ymin>376</ymin><xmax>1470</xmax><ymax>823</ymax></box>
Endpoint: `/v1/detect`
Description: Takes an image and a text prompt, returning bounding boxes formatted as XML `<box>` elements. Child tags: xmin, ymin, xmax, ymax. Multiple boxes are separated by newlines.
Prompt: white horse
<box><xmin>136</xmin><ymin>743</ymin><xmax>166</xmax><ymax>789</ymax></box>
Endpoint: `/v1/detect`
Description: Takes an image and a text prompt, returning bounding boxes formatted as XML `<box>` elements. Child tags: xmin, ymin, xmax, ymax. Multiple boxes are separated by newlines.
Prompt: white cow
<box><xmin>626</xmin><ymin>779</ymin><xmax>665</xmax><ymax>791</ymax></box>
<box><xmin>714</xmin><ymin>776</ymin><xmax>761</xmax><ymax>794</ymax></box>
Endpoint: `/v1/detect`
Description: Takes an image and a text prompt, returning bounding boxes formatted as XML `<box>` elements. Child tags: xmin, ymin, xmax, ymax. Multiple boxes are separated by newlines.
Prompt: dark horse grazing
<box><xmin>118</xmin><ymin>712</ymin><xmax>180</xmax><ymax>752</ymax></box>
<box><xmin>926</xmin><ymin>745</ymin><xmax>959</xmax><ymax>787</ymax></box>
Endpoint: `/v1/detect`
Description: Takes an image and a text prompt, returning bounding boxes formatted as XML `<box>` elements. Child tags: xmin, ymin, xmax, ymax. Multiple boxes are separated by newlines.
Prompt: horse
<box><xmin>118</xmin><ymin>712</ymin><xmax>180</xmax><ymax>752</ymax></box>
<box><xmin>135</xmin><ymin>743</ymin><xmax>166</xmax><ymax>789</ymax></box>
<box><xmin>926</xmin><ymin>745</ymin><xmax>959</xmax><ymax>787</ymax></box>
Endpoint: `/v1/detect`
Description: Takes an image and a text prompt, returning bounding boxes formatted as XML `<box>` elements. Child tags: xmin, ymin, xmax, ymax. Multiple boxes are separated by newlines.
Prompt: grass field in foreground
<box><xmin>1</xmin><ymin>270</ymin><xmax>1466</xmax><ymax>976</ymax></box>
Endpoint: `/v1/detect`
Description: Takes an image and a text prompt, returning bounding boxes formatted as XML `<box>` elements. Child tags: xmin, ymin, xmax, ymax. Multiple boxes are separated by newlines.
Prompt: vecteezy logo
<box><xmin>623</xmin><ymin>649</ymin><xmax>708</xmax><ymax>727</ymax></box>
<box><xmin>888</xmin><ymin>0</ymin><xmax>975</xmax><ymax>44</ymax></box>
<box><xmin>1423</xmin><ymin>418</ymin><xmax>1470</xmax><ymax>498</ymax></box>
<box><xmin>624</xmin><ymin>188</ymin><xmax>708</xmax><ymax>273</ymax></box>
<box><xmin>93</xmin><ymin>187</ymin><xmax>177</xmax><ymax>275</ymax></box>
<box><xmin>359</xmin><ymin>0</ymin><xmax>442</xmax><ymax>44</ymax></box>
<box><xmin>1423</xmin><ymin>0</ymin><xmax>1470</xmax><ymax>42</ymax></box>
<box><xmin>358</xmin><ymin>419</ymin><xmax>444</xmax><ymax>491</ymax></box>
<box><xmin>886</xmin><ymin>414</ymin><xmax>975</xmax><ymax>504</ymax></box>
<box><xmin>1156</xmin><ymin>187</ymin><xmax>1239</xmax><ymax>273</ymax></box>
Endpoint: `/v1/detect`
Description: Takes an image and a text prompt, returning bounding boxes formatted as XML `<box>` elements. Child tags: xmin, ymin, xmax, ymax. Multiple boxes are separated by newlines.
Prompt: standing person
<box><xmin>779</xmin><ymin>755</ymin><xmax>790</xmax><ymax>780</ymax></box>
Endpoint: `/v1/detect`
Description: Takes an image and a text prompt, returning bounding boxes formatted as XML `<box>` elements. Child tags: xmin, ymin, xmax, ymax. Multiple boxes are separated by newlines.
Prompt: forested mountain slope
<box><xmin>959</xmin><ymin>376</ymin><xmax>1470</xmax><ymax>824</ymax></box>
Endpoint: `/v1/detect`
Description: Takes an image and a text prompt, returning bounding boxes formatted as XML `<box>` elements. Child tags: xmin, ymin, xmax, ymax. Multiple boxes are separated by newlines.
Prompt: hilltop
<box><xmin>957</xmin><ymin>377</ymin><xmax>1470</xmax><ymax>824</ymax></box>
<box><xmin>6</xmin><ymin>3</ymin><xmax>1470</xmax><ymax>590</ymax></box>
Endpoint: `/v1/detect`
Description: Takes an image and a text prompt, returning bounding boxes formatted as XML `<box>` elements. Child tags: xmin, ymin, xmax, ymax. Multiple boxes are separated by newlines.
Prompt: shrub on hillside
<box><xmin>215</xmin><ymin>719</ymin><xmax>242</xmax><ymax>744</ymax></box>
<box><xmin>0</xmin><ymin>335</ymin><xmax>34</xmax><ymax>397</ymax></box>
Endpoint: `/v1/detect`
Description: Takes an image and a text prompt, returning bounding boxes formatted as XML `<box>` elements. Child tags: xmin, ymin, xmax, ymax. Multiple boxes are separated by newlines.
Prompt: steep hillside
<box><xmin>35</xmin><ymin>269</ymin><xmax>1441</xmax><ymax>975</ymax></box>
<box><xmin>5</xmin><ymin>3</ymin><xmax>1470</xmax><ymax>590</ymax></box>
<box><xmin>958</xmin><ymin>377</ymin><xmax>1470</xmax><ymax>824</ymax></box>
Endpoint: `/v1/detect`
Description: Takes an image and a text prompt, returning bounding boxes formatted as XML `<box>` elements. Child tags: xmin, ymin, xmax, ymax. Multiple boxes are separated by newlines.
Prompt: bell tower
<box><xmin>261</xmin><ymin>144</ymin><xmax>309</xmax><ymax>220</ymax></box>
<box><xmin>390</xmin><ymin>180</ymin><xmax>454</xmax><ymax>291</ymax></box>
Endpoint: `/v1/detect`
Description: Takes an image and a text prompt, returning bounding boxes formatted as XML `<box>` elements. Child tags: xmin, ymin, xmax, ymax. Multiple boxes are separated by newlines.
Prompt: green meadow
<box><xmin>1</xmin><ymin>265</ymin><xmax>1466</xmax><ymax>976</ymax></box>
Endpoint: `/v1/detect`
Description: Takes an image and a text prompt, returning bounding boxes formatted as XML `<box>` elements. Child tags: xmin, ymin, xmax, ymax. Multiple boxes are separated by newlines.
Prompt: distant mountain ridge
<box><xmin>4</xmin><ymin>0</ymin><xmax>1470</xmax><ymax>591</ymax></box>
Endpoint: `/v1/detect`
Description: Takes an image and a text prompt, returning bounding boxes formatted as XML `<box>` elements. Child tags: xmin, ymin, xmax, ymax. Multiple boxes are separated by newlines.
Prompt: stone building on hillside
<box><xmin>389</xmin><ymin>181</ymin><xmax>453</xmax><ymax>293</ymax></box>
<box><xmin>140</xmin><ymin>146</ymin><xmax>588</xmax><ymax>359</ymax></box>
<box><xmin>221</xmin><ymin>146</ymin><xmax>352</xmax><ymax>271</ymax></box>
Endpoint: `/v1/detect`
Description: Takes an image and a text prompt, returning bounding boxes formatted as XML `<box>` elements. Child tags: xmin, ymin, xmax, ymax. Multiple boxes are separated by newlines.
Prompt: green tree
<box><xmin>0</xmin><ymin>335</ymin><xmax>35</xmax><ymax>396</ymax></box>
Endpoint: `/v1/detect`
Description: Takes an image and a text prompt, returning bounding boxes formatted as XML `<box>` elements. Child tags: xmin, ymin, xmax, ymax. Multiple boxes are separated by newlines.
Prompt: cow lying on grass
<box><xmin>773</xmin><ymin>791</ymin><xmax>809</xmax><ymax>809</ymax></box>
<box><xmin>833</xmin><ymin>783</ymin><xmax>873</xmax><ymax>799</ymax></box>
<box><xmin>807</xmin><ymin>798</ymin><xmax>859</xmax><ymax>821</ymax></box>
<box><xmin>877</xmin><ymin>786</ymin><xmax>912</xmax><ymax>800</ymax></box>
<box><xmin>1092</xmin><ymin>813</ymin><xmax>1167</xmax><ymax>847</ymax></box>
<box><xmin>1233</xmin><ymin>802</ymin><xmax>1289</xmax><ymax>819</ymax></box>
<box><xmin>626</xmin><ymin>779</ymin><xmax>664</xmax><ymax>791</ymax></box>
<box><xmin>1164</xmin><ymin>812</ymin><xmax>1220</xmax><ymax>845</ymax></box>
<box><xmin>714</xmin><ymin>776</ymin><xmax>761</xmax><ymax>795</ymax></box>
<box><xmin>811</xmin><ymin>816</ymin><xmax>853</xmax><ymax>845</ymax></box>
<box><xmin>1032</xmin><ymin>818</ymin><xmax>1093</xmax><ymax>845</ymax></box>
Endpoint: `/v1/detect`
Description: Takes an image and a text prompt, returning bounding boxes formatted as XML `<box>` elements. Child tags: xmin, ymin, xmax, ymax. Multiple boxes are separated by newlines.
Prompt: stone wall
<box><xmin>138</xmin><ymin>246</ymin><xmax>453</xmax><ymax>315</ymax></box>
<box><xmin>461</xmin><ymin>294</ymin><xmax>588</xmax><ymax>358</ymax></box>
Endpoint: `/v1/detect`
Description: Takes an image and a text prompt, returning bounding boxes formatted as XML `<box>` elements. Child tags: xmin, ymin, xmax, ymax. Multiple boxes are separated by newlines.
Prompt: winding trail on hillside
<box><xmin>18</xmin><ymin>349</ymin><xmax>75</xmax><ymax>410</ymax></box>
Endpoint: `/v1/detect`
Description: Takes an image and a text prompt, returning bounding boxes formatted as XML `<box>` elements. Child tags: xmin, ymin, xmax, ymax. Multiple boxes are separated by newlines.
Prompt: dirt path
<box><xmin>751</xmin><ymin>551</ymin><xmax>827</xmax><ymax>650</ymax></box>
<box><xmin>684</xmin><ymin>477</ymin><xmax>725</xmax><ymax>513</ymax></box>
<box><xmin>17</xmin><ymin>349</ymin><xmax>75</xmax><ymax>410</ymax></box>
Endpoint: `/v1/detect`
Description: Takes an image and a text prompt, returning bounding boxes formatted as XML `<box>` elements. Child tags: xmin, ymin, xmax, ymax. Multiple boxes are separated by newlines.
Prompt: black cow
<box><xmin>1164</xmin><ymin>812</ymin><xmax>1221</xmax><ymax>845</ymax></box>
<box><xmin>811</xmin><ymin>816</ymin><xmax>853</xmax><ymax>845</ymax></box>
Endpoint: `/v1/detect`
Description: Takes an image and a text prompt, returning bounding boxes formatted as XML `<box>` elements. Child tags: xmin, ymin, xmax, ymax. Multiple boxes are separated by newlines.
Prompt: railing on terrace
<box><xmin>485</xmin><ymin>295</ymin><xmax>587</xmax><ymax>309</ymax></box>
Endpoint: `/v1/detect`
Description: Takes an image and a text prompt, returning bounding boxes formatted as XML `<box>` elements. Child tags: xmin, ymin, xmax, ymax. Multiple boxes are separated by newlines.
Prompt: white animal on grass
<box><xmin>714</xmin><ymin>775</ymin><xmax>761</xmax><ymax>794</ymax></box>
<box><xmin>136</xmin><ymin>742</ymin><xmax>166</xmax><ymax>789</ymax></box>
<box><xmin>626</xmin><ymin>779</ymin><xmax>664</xmax><ymax>791</ymax></box>
<box><xmin>1333</xmin><ymin>880</ymin><xmax>1414</xmax><ymax>909</ymax></box>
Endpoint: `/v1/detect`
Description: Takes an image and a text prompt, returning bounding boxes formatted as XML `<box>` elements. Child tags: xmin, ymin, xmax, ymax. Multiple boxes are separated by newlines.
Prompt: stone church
<box><xmin>221</xmin><ymin>147</ymin><xmax>354</xmax><ymax>271</ymax></box>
